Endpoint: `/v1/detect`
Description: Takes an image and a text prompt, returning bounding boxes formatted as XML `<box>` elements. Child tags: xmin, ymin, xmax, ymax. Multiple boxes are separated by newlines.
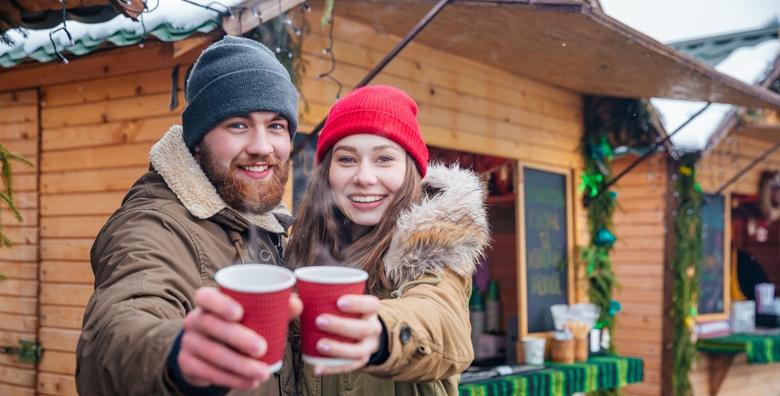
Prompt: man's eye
<box><xmin>228</xmin><ymin>122</ymin><xmax>247</xmax><ymax>129</ymax></box>
<box><xmin>269</xmin><ymin>122</ymin><xmax>288</xmax><ymax>131</ymax></box>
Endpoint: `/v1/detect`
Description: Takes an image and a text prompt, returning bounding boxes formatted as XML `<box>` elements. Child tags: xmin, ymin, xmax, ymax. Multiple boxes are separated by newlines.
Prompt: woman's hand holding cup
<box><xmin>311</xmin><ymin>293</ymin><xmax>383</xmax><ymax>375</ymax></box>
<box><xmin>295</xmin><ymin>266</ymin><xmax>383</xmax><ymax>375</ymax></box>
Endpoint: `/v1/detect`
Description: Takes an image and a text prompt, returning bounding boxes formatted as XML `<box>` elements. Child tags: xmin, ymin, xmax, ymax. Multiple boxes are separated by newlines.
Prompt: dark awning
<box><xmin>323</xmin><ymin>0</ymin><xmax>780</xmax><ymax>109</ymax></box>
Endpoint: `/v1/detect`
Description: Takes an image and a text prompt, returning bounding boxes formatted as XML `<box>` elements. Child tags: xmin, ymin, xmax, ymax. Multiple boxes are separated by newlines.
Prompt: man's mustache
<box><xmin>233</xmin><ymin>155</ymin><xmax>283</xmax><ymax>167</ymax></box>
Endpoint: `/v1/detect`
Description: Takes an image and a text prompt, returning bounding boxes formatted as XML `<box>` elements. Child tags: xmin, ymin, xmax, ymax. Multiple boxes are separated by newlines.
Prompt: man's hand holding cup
<box><xmin>179</xmin><ymin>265</ymin><xmax>300</xmax><ymax>389</ymax></box>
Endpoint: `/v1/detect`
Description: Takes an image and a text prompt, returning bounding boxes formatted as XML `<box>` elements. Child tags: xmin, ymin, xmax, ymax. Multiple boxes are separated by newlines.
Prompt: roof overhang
<box><xmin>702</xmin><ymin>52</ymin><xmax>780</xmax><ymax>153</ymax></box>
<box><xmin>320</xmin><ymin>0</ymin><xmax>780</xmax><ymax>109</ymax></box>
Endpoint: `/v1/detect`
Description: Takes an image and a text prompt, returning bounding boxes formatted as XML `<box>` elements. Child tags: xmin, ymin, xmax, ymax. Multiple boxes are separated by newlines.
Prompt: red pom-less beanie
<box><xmin>316</xmin><ymin>85</ymin><xmax>429</xmax><ymax>177</ymax></box>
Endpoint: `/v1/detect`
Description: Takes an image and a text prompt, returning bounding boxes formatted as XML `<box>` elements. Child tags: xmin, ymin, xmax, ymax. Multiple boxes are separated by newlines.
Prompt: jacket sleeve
<box><xmin>76</xmin><ymin>208</ymin><xmax>203</xmax><ymax>396</ymax></box>
<box><xmin>360</xmin><ymin>269</ymin><xmax>474</xmax><ymax>381</ymax></box>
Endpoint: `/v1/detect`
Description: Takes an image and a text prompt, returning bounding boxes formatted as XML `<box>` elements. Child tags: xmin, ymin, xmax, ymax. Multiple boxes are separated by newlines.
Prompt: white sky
<box><xmin>600</xmin><ymin>0</ymin><xmax>780</xmax><ymax>43</ymax></box>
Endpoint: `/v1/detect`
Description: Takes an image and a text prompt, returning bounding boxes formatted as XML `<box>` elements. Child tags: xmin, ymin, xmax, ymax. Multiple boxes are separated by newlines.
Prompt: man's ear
<box><xmin>193</xmin><ymin>143</ymin><xmax>201</xmax><ymax>160</ymax></box>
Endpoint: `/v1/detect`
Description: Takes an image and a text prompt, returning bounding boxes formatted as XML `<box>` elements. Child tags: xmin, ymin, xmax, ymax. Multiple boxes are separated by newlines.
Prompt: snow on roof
<box><xmin>652</xmin><ymin>38</ymin><xmax>780</xmax><ymax>151</ymax></box>
<box><xmin>0</xmin><ymin>0</ymin><xmax>245</xmax><ymax>67</ymax></box>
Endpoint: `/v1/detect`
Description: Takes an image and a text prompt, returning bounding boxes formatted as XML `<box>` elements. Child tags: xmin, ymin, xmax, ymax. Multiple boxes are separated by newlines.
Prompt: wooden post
<box><xmin>661</xmin><ymin>154</ymin><xmax>677</xmax><ymax>396</ymax></box>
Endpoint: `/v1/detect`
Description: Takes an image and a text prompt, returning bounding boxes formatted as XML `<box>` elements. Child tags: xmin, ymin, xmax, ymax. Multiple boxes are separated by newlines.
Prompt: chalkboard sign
<box><xmin>699</xmin><ymin>193</ymin><xmax>728</xmax><ymax>316</ymax></box>
<box><xmin>523</xmin><ymin>167</ymin><xmax>570</xmax><ymax>333</ymax></box>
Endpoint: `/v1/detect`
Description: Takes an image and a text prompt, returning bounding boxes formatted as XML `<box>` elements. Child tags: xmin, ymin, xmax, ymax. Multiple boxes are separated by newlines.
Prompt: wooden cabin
<box><xmin>690</xmin><ymin>25</ymin><xmax>780</xmax><ymax>396</ymax></box>
<box><xmin>2</xmin><ymin>1</ymin><xmax>780</xmax><ymax>395</ymax></box>
<box><xmin>609</xmin><ymin>22</ymin><xmax>780</xmax><ymax>396</ymax></box>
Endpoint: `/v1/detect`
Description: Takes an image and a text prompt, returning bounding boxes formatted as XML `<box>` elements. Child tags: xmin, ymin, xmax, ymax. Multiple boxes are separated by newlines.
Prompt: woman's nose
<box><xmin>353</xmin><ymin>164</ymin><xmax>377</xmax><ymax>185</ymax></box>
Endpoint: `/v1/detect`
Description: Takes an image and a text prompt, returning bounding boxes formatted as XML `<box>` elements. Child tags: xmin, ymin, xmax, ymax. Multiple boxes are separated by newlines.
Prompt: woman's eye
<box><xmin>337</xmin><ymin>156</ymin><xmax>357</xmax><ymax>164</ymax></box>
<box><xmin>377</xmin><ymin>155</ymin><xmax>395</xmax><ymax>163</ymax></box>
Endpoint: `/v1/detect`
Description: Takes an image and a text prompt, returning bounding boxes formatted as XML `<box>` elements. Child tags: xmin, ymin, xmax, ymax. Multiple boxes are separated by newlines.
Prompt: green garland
<box><xmin>670</xmin><ymin>154</ymin><xmax>702</xmax><ymax>396</ymax></box>
<box><xmin>580</xmin><ymin>117</ymin><xmax>620</xmax><ymax>396</ymax></box>
<box><xmin>579</xmin><ymin>97</ymin><xmax>660</xmax><ymax>396</ymax></box>
<box><xmin>580</xmin><ymin>115</ymin><xmax>618</xmax><ymax>353</ymax></box>
<box><xmin>580</xmin><ymin>97</ymin><xmax>656</xmax><ymax>345</ymax></box>
<box><xmin>0</xmin><ymin>143</ymin><xmax>32</xmax><ymax>282</ymax></box>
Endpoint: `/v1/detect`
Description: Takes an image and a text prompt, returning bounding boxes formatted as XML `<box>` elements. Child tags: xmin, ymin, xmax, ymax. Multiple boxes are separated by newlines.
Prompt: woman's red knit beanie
<box><xmin>316</xmin><ymin>85</ymin><xmax>428</xmax><ymax>177</ymax></box>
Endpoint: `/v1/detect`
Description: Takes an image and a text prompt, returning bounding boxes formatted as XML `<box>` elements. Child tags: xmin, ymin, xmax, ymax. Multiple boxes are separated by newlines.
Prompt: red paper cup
<box><xmin>215</xmin><ymin>264</ymin><xmax>295</xmax><ymax>373</ymax></box>
<box><xmin>294</xmin><ymin>266</ymin><xmax>368</xmax><ymax>366</ymax></box>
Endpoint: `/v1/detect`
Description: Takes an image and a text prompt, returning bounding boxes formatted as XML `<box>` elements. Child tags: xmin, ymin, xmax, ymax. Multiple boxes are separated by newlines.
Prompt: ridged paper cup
<box><xmin>215</xmin><ymin>264</ymin><xmax>295</xmax><ymax>373</ymax></box>
<box><xmin>294</xmin><ymin>266</ymin><xmax>368</xmax><ymax>367</ymax></box>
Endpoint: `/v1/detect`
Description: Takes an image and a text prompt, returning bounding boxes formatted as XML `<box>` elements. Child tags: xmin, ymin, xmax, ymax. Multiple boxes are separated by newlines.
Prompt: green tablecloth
<box><xmin>458</xmin><ymin>355</ymin><xmax>644</xmax><ymax>396</ymax></box>
<box><xmin>697</xmin><ymin>333</ymin><xmax>780</xmax><ymax>364</ymax></box>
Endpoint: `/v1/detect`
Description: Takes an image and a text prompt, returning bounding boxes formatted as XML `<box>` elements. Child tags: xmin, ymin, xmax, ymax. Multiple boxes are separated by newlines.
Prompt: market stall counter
<box><xmin>459</xmin><ymin>355</ymin><xmax>643</xmax><ymax>396</ymax></box>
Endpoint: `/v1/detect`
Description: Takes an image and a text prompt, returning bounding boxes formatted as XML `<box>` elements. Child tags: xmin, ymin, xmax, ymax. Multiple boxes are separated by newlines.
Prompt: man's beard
<box><xmin>199</xmin><ymin>146</ymin><xmax>290</xmax><ymax>214</ymax></box>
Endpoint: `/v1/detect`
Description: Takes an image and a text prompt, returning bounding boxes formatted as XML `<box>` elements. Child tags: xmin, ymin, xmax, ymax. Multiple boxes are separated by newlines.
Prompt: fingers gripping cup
<box><xmin>294</xmin><ymin>266</ymin><xmax>368</xmax><ymax>366</ymax></box>
<box><xmin>215</xmin><ymin>264</ymin><xmax>295</xmax><ymax>373</ymax></box>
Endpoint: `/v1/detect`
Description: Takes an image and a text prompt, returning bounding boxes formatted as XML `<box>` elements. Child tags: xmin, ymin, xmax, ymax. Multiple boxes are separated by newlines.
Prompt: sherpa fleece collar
<box><xmin>149</xmin><ymin>125</ymin><xmax>289</xmax><ymax>234</ymax></box>
<box><xmin>383</xmin><ymin>163</ymin><xmax>490</xmax><ymax>287</ymax></box>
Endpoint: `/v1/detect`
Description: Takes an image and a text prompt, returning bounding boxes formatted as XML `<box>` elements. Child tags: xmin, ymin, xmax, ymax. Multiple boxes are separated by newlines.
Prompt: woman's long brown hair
<box><xmin>285</xmin><ymin>149</ymin><xmax>423</xmax><ymax>294</ymax></box>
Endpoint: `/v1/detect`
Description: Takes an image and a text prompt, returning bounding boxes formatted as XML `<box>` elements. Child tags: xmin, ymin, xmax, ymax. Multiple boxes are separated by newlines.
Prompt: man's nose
<box><xmin>245</xmin><ymin>127</ymin><xmax>273</xmax><ymax>156</ymax></box>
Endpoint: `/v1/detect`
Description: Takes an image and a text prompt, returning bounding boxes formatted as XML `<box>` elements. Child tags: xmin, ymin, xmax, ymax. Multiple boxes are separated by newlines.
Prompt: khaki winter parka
<box><xmin>76</xmin><ymin>126</ymin><xmax>297</xmax><ymax>396</ymax></box>
<box><xmin>301</xmin><ymin>164</ymin><xmax>490</xmax><ymax>396</ymax></box>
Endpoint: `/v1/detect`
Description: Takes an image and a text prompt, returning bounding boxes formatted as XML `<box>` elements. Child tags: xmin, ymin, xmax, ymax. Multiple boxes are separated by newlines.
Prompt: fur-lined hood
<box><xmin>148</xmin><ymin>125</ymin><xmax>291</xmax><ymax>234</ymax></box>
<box><xmin>383</xmin><ymin>163</ymin><xmax>490</xmax><ymax>287</ymax></box>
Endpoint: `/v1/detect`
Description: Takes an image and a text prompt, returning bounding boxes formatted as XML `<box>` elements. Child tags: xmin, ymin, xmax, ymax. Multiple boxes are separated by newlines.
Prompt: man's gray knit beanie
<box><xmin>182</xmin><ymin>36</ymin><xmax>298</xmax><ymax>151</ymax></box>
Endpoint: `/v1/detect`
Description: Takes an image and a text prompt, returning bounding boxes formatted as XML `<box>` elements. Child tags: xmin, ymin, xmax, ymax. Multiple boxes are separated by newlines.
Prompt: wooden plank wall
<box><xmin>0</xmin><ymin>9</ymin><xmax>587</xmax><ymax>395</ymax></box>
<box><xmin>698</xmin><ymin>132</ymin><xmax>780</xmax><ymax>195</ymax></box>
<box><xmin>0</xmin><ymin>42</ymin><xmax>202</xmax><ymax>395</ymax></box>
<box><xmin>299</xmin><ymin>10</ymin><xmax>584</xmax><ymax>166</ymax></box>
<box><xmin>610</xmin><ymin>153</ymin><xmax>668</xmax><ymax>396</ymax></box>
<box><xmin>0</xmin><ymin>89</ymin><xmax>39</xmax><ymax>396</ymax></box>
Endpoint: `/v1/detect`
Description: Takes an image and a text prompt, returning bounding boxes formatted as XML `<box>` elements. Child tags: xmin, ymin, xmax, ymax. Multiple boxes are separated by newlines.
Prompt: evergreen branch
<box><xmin>0</xmin><ymin>191</ymin><xmax>23</xmax><ymax>222</ymax></box>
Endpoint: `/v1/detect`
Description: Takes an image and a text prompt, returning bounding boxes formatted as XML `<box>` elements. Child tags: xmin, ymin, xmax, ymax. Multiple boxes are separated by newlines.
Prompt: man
<box><xmin>76</xmin><ymin>36</ymin><xmax>381</xmax><ymax>396</ymax></box>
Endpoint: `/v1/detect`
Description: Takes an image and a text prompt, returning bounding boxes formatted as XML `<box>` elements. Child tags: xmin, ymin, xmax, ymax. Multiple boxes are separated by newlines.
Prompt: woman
<box><xmin>286</xmin><ymin>85</ymin><xmax>490</xmax><ymax>395</ymax></box>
